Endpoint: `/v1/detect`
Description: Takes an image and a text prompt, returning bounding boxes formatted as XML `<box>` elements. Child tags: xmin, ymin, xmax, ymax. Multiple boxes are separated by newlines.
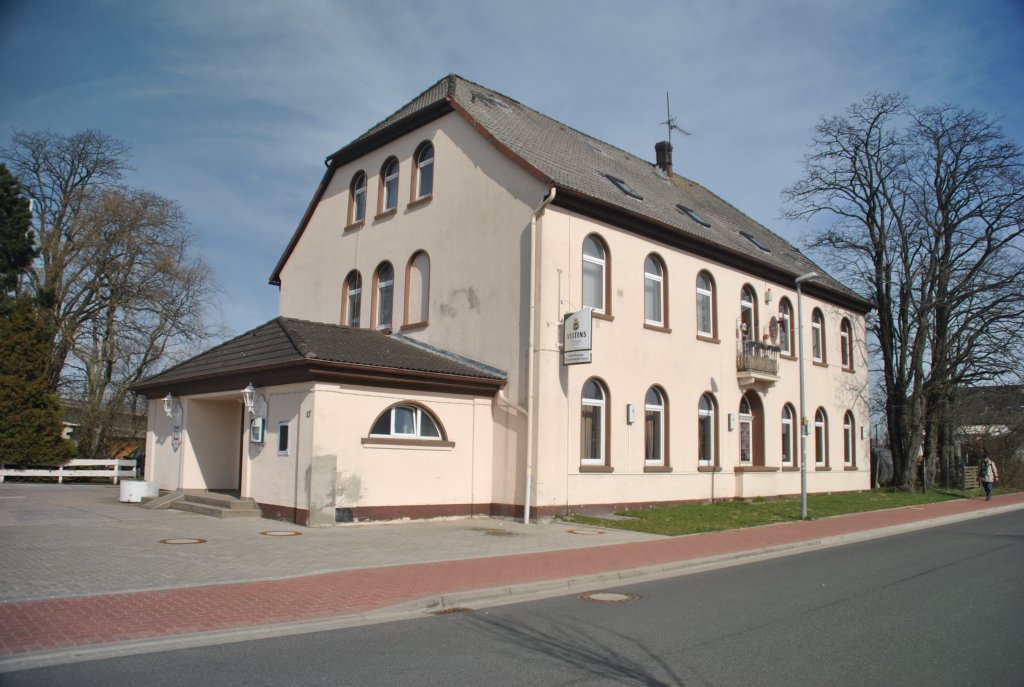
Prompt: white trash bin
<box><xmin>119</xmin><ymin>480</ymin><xmax>156</xmax><ymax>503</ymax></box>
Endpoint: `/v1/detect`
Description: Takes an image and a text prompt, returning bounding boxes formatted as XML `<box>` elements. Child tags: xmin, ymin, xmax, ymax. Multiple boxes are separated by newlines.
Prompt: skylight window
<box><xmin>606</xmin><ymin>174</ymin><xmax>643</xmax><ymax>200</ymax></box>
<box><xmin>741</xmin><ymin>231</ymin><xmax>771</xmax><ymax>253</ymax></box>
<box><xmin>471</xmin><ymin>91</ymin><xmax>509</xmax><ymax>109</ymax></box>
<box><xmin>676</xmin><ymin>204</ymin><xmax>710</xmax><ymax>227</ymax></box>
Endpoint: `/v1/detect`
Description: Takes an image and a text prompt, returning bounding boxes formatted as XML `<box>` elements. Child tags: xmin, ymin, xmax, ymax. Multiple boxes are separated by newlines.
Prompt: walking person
<box><xmin>980</xmin><ymin>457</ymin><xmax>999</xmax><ymax>501</ymax></box>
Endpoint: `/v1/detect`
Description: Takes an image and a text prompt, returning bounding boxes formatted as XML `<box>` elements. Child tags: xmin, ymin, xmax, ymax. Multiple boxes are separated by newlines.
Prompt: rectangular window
<box><xmin>277</xmin><ymin>421</ymin><xmax>290</xmax><ymax>456</ymax></box>
<box><xmin>697</xmin><ymin>291</ymin><xmax>712</xmax><ymax>336</ymax></box>
<box><xmin>581</xmin><ymin>404</ymin><xmax>603</xmax><ymax>462</ymax></box>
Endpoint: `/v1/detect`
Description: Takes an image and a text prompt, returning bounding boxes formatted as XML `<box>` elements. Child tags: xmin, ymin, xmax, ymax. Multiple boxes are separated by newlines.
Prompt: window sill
<box><xmin>593</xmin><ymin>312</ymin><xmax>614</xmax><ymax>322</ymax></box>
<box><xmin>361</xmin><ymin>437</ymin><xmax>455</xmax><ymax>449</ymax></box>
<box><xmin>779</xmin><ymin>353</ymin><xmax>796</xmax><ymax>361</ymax></box>
<box><xmin>842</xmin><ymin>365</ymin><xmax>855</xmax><ymax>374</ymax></box>
<box><xmin>844</xmin><ymin>465</ymin><xmax>858</xmax><ymax>471</ymax></box>
<box><xmin>374</xmin><ymin>326</ymin><xmax>393</xmax><ymax>334</ymax></box>
<box><xmin>408</xmin><ymin>195</ymin><xmax>432</xmax><ymax>208</ymax></box>
<box><xmin>643</xmin><ymin>465</ymin><xmax>672</xmax><ymax>473</ymax></box>
<box><xmin>734</xmin><ymin>466</ymin><xmax>780</xmax><ymax>472</ymax></box>
<box><xmin>579</xmin><ymin>465</ymin><xmax>614</xmax><ymax>473</ymax></box>
<box><xmin>344</xmin><ymin>220</ymin><xmax>365</xmax><ymax>232</ymax></box>
<box><xmin>815</xmin><ymin>465</ymin><xmax>832</xmax><ymax>471</ymax></box>
<box><xmin>643</xmin><ymin>323</ymin><xmax>671</xmax><ymax>333</ymax></box>
<box><xmin>813</xmin><ymin>360</ymin><xmax>828</xmax><ymax>368</ymax></box>
<box><xmin>401</xmin><ymin>321</ymin><xmax>428</xmax><ymax>332</ymax></box>
<box><xmin>696</xmin><ymin>334</ymin><xmax>720</xmax><ymax>344</ymax></box>
<box><xmin>781</xmin><ymin>465</ymin><xmax>800</xmax><ymax>472</ymax></box>
<box><xmin>697</xmin><ymin>465</ymin><xmax>721</xmax><ymax>472</ymax></box>
<box><xmin>374</xmin><ymin>208</ymin><xmax>398</xmax><ymax>221</ymax></box>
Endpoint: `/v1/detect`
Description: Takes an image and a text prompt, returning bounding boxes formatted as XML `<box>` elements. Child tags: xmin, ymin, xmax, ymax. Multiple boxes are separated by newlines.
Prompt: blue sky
<box><xmin>2</xmin><ymin>0</ymin><xmax>1022</xmax><ymax>340</ymax></box>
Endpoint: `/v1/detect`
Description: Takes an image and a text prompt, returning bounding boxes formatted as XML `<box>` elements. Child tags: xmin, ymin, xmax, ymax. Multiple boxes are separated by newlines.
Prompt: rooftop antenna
<box><xmin>660</xmin><ymin>92</ymin><xmax>690</xmax><ymax>144</ymax></box>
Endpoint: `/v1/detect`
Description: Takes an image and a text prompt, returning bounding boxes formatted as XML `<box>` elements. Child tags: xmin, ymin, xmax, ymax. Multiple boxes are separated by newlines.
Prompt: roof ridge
<box><xmin>278</xmin><ymin>317</ymin><xmax>322</xmax><ymax>359</ymax></box>
<box><xmin>390</xmin><ymin>333</ymin><xmax>507</xmax><ymax>379</ymax></box>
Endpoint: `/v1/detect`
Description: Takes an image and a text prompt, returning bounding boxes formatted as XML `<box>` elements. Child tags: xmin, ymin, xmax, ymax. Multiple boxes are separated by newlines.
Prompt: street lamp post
<box><xmin>796</xmin><ymin>272</ymin><xmax>818</xmax><ymax>520</ymax></box>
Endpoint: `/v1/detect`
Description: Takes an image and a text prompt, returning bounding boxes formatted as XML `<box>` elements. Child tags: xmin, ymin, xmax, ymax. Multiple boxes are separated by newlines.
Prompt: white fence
<box><xmin>0</xmin><ymin>459</ymin><xmax>138</xmax><ymax>484</ymax></box>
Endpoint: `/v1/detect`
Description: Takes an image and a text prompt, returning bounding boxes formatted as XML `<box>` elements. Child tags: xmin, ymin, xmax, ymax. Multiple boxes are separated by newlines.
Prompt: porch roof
<box><xmin>133</xmin><ymin>317</ymin><xmax>507</xmax><ymax>398</ymax></box>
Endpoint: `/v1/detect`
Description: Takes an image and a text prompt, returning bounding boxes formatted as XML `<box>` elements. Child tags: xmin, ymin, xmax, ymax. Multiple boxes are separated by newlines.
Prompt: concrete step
<box><xmin>185</xmin><ymin>493</ymin><xmax>260</xmax><ymax>511</ymax></box>
<box><xmin>174</xmin><ymin>498</ymin><xmax>261</xmax><ymax>519</ymax></box>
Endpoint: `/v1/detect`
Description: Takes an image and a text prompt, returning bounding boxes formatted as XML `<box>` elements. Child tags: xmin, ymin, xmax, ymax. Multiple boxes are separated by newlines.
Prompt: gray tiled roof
<box><xmin>332</xmin><ymin>74</ymin><xmax>866</xmax><ymax>308</ymax></box>
<box><xmin>137</xmin><ymin>318</ymin><xmax>507</xmax><ymax>388</ymax></box>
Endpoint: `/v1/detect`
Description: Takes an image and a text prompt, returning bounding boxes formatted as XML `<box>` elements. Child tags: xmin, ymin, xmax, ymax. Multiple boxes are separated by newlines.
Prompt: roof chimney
<box><xmin>655</xmin><ymin>141</ymin><xmax>673</xmax><ymax>175</ymax></box>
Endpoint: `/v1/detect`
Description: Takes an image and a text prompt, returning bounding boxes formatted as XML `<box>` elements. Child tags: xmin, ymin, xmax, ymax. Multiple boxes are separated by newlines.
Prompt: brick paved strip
<box><xmin>0</xmin><ymin>494</ymin><xmax>1019</xmax><ymax>657</ymax></box>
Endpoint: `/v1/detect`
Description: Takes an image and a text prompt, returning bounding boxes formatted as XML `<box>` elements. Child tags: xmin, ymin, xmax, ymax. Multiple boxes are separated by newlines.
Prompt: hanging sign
<box><xmin>563</xmin><ymin>308</ymin><xmax>593</xmax><ymax>365</ymax></box>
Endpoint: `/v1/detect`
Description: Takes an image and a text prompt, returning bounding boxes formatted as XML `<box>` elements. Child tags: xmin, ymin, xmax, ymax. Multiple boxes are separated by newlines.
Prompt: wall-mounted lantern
<box><xmin>163</xmin><ymin>392</ymin><xmax>174</xmax><ymax>417</ymax></box>
<box><xmin>242</xmin><ymin>383</ymin><xmax>256</xmax><ymax>416</ymax></box>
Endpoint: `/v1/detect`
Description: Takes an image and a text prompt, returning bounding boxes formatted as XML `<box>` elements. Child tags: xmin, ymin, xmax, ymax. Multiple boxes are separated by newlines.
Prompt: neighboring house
<box><xmin>954</xmin><ymin>385</ymin><xmax>1024</xmax><ymax>464</ymax></box>
<box><xmin>134</xmin><ymin>75</ymin><xmax>871</xmax><ymax>525</ymax></box>
<box><xmin>61</xmin><ymin>400</ymin><xmax>146</xmax><ymax>458</ymax></box>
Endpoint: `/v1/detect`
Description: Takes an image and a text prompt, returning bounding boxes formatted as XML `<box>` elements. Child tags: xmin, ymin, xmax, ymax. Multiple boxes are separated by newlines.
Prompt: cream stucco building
<box><xmin>136</xmin><ymin>75</ymin><xmax>871</xmax><ymax>525</ymax></box>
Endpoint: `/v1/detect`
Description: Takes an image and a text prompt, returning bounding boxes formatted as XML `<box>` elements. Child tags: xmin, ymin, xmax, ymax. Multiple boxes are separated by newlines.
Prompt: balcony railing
<box><xmin>736</xmin><ymin>340</ymin><xmax>779</xmax><ymax>376</ymax></box>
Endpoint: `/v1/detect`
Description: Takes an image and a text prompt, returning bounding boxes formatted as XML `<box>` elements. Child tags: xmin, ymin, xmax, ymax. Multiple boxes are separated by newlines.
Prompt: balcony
<box><xmin>736</xmin><ymin>340</ymin><xmax>779</xmax><ymax>392</ymax></box>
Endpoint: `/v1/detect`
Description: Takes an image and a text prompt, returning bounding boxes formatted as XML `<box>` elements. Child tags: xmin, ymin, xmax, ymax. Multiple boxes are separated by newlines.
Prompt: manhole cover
<box><xmin>160</xmin><ymin>538</ymin><xmax>206</xmax><ymax>545</ymax></box>
<box><xmin>567</xmin><ymin>529</ymin><xmax>605</xmax><ymax>536</ymax></box>
<box><xmin>261</xmin><ymin>530</ymin><xmax>303</xmax><ymax>536</ymax></box>
<box><xmin>578</xmin><ymin>592</ymin><xmax>640</xmax><ymax>603</ymax></box>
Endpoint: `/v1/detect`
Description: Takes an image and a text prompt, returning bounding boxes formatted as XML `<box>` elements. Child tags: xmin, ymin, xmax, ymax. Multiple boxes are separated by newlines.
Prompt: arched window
<box><xmin>696</xmin><ymin>271</ymin><xmax>716</xmax><ymax>339</ymax></box>
<box><xmin>405</xmin><ymin>251</ymin><xmax>430</xmax><ymax>327</ymax></box>
<box><xmin>840</xmin><ymin>318</ymin><xmax>853</xmax><ymax>370</ymax></box>
<box><xmin>342</xmin><ymin>270</ymin><xmax>361</xmax><ymax>327</ymax></box>
<box><xmin>644</xmin><ymin>255</ymin><xmax>665</xmax><ymax>327</ymax></box>
<box><xmin>811</xmin><ymin>309</ymin><xmax>826</xmax><ymax>363</ymax></box>
<box><xmin>778</xmin><ymin>298</ymin><xmax>793</xmax><ymax>356</ymax></box>
<box><xmin>379</xmin><ymin>157</ymin><xmax>399</xmax><ymax>213</ymax></box>
<box><xmin>644</xmin><ymin>386</ymin><xmax>667</xmax><ymax>466</ymax></box>
<box><xmin>844</xmin><ymin>411</ymin><xmax>856</xmax><ymax>467</ymax></box>
<box><xmin>739</xmin><ymin>396</ymin><xmax>753</xmax><ymax>464</ymax></box>
<box><xmin>413</xmin><ymin>142</ymin><xmax>434</xmax><ymax>201</ymax></box>
<box><xmin>369</xmin><ymin>403</ymin><xmax>444</xmax><ymax>439</ymax></box>
<box><xmin>815</xmin><ymin>407</ymin><xmax>829</xmax><ymax>466</ymax></box>
<box><xmin>373</xmin><ymin>262</ymin><xmax>394</xmax><ymax>330</ymax></box>
<box><xmin>582</xmin><ymin>236</ymin><xmax>608</xmax><ymax>314</ymax></box>
<box><xmin>781</xmin><ymin>404</ymin><xmax>796</xmax><ymax>466</ymax></box>
<box><xmin>581</xmin><ymin>378</ymin><xmax>608</xmax><ymax>465</ymax></box>
<box><xmin>698</xmin><ymin>393</ymin><xmax>717</xmax><ymax>467</ymax></box>
<box><xmin>740</xmin><ymin>285</ymin><xmax>758</xmax><ymax>341</ymax></box>
<box><xmin>349</xmin><ymin>171</ymin><xmax>367</xmax><ymax>225</ymax></box>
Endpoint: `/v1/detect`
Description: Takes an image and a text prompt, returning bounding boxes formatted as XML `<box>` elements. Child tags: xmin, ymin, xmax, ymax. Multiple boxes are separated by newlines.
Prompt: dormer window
<box><xmin>677</xmin><ymin>204</ymin><xmax>710</xmax><ymax>227</ymax></box>
<box><xmin>605</xmin><ymin>174</ymin><xmax>643</xmax><ymax>200</ymax></box>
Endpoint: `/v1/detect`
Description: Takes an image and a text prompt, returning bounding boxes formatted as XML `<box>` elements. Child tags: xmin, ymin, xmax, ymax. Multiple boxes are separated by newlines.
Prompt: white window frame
<box><xmin>375</xmin><ymin>263</ymin><xmax>393</xmax><ymax>330</ymax></box>
<box><xmin>381</xmin><ymin>158</ymin><xmax>399</xmax><ymax>212</ymax></box>
<box><xmin>415</xmin><ymin>143</ymin><xmax>434</xmax><ymax>200</ymax></box>
<box><xmin>345</xmin><ymin>271</ymin><xmax>361</xmax><ymax>328</ymax></box>
<box><xmin>370</xmin><ymin>404</ymin><xmax>442</xmax><ymax>439</ymax></box>
<box><xmin>644</xmin><ymin>387</ymin><xmax>665</xmax><ymax>466</ymax></box>
<box><xmin>844</xmin><ymin>412</ymin><xmax>855</xmax><ymax>466</ymax></box>
<box><xmin>779</xmin><ymin>300</ymin><xmax>792</xmax><ymax>355</ymax></box>
<box><xmin>840</xmin><ymin>319</ymin><xmax>852</xmax><ymax>369</ymax></box>
<box><xmin>812</xmin><ymin>310</ymin><xmax>824</xmax><ymax>363</ymax></box>
<box><xmin>738</xmin><ymin>396</ymin><xmax>753</xmax><ymax>464</ymax></box>
<box><xmin>644</xmin><ymin>255</ymin><xmax>664</xmax><ymax>327</ymax></box>
<box><xmin>351</xmin><ymin>171</ymin><xmax>366</xmax><ymax>224</ymax></box>
<box><xmin>696</xmin><ymin>273</ymin><xmax>714</xmax><ymax>338</ymax></box>
<box><xmin>277</xmin><ymin>421</ymin><xmax>291</xmax><ymax>456</ymax></box>
<box><xmin>581</xmin><ymin>379</ymin><xmax>606</xmax><ymax>465</ymax></box>
<box><xmin>740</xmin><ymin>286</ymin><xmax>756</xmax><ymax>341</ymax></box>
<box><xmin>582</xmin><ymin>236</ymin><xmax>606</xmax><ymax>314</ymax></box>
<box><xmin>698</xmin><ymin>393</ymin><xmax>715</xmax><ymax>466</ymax></box>
<box><xmin>815</xmin><ymin>408</ymin><xmax>828</xmax><ymax>466</ymax></box>
<box><xmin>781</xmin><ymin>405</ymin><xmax>794</xmax><ymax>466</ymax></box>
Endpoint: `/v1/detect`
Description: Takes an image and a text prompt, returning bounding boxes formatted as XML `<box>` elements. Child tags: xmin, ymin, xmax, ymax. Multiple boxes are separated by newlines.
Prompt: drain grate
<box><xmin>578</xmin><ymin>591</ymin><xmax>640</xmax><ymax>603</ymax></box>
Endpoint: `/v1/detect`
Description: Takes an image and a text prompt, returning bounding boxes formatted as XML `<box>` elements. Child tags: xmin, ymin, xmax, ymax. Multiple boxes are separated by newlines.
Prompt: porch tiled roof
<box><xmin>135</xmin><ymin>317</ymin><xmax>506</xmax><ymax>390</ymax></box>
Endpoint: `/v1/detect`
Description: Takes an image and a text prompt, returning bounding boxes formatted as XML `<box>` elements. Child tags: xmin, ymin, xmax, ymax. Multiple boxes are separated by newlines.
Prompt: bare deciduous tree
<box><xmin>784</xmin><ymin>94</ymin><xmax>1024</xmax><ymax>490</ymax></box>
<box><xmin>2</xmin><ymin>130</ymin><xmax>219</xmax><ymax>457</ymax></box>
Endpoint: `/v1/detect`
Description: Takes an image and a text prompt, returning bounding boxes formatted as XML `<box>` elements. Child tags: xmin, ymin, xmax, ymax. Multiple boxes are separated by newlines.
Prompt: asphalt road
<box><xmin>7</xmin><ymin>510</ymin><xmax>1023</xmax><ymax>686</ymax></box>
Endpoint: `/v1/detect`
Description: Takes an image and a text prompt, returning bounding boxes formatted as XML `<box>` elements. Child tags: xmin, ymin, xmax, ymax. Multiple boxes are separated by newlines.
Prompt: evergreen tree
<box><xmin>0</xmin><ymin>163</ymin><xmax>35</xmax><ymax>298</ymax></box>
<box><xmin>0</xmin><ymin>295</ymin><xmax>76</xmax><ymax>466</ymax></box>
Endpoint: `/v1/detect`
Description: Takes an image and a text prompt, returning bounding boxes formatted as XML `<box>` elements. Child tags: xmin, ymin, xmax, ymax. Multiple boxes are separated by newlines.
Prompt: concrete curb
<box><xmin>3</xmin><ymin>500</ymin><xmax>1021</xmax><ymax>673</ymax></box>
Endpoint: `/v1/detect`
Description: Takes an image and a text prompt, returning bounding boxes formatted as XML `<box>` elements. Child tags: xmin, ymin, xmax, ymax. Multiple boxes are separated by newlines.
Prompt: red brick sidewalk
<box><xmin>1</xmin><ymin>494</ymin><xmax>1020</xmax><ymax>657</ymax></box>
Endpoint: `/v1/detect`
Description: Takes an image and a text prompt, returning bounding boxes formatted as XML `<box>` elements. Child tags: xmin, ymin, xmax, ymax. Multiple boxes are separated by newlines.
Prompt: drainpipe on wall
<box><xmin>525</xmin><ymin>187</ymin><xmax>557</xmax><ymax>525</ymax></box>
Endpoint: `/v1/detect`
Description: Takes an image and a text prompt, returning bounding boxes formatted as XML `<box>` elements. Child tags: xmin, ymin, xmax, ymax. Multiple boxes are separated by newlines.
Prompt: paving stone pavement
<box><xmin>1</xmin><ymin>482</ymin><xmax>1022</xmax><ymax>670</ymax></box>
